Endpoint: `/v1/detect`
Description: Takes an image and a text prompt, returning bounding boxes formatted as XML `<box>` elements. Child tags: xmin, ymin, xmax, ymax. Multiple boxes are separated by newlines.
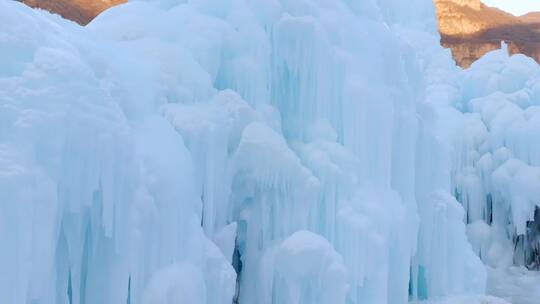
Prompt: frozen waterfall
<box><xmin>0</xmin><ymin>0</ymin><xmax>539</xmax><ymax>304</ymax></box>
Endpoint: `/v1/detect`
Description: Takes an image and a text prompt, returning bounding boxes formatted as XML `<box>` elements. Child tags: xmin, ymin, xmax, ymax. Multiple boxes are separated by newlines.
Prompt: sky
<box><xmin>482</xmin><ymin>0</ymin><xmax>540</xmax><ymax>16</ymax></box>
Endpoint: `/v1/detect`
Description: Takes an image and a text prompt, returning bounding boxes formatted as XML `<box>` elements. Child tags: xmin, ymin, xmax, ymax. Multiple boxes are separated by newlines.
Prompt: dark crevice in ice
<box><xmin>455</xmin><ymin>190</ymin><xmax>540</xmax><ymax>269</ymax></box>
<box><xmin>201</xmin><ymin>194</ymin><xmax>205</xmax><ymax>227</ymax></box>
<box><xmin>486</xmin><ymin>194</ymin><xmax>493</xmax><ymax>225</ymax></box>
<box><xmin>512</xmin><ymin>207</ymin><xmax>540</xmax><ymax>269</ymax></box>
<box><xmin>524</xmin><ymin>207</ymin><xmax>540</xmax><ymax>270</ymax></box>
<box><xmin>232</xmin><ymin>232</ymin><xmax>244</xmax><ymax>304</ymax></box>
<box><xmin>126</xmin><ymin>276</ymin><xmax>131</xmax><ymax>304</ymax></box>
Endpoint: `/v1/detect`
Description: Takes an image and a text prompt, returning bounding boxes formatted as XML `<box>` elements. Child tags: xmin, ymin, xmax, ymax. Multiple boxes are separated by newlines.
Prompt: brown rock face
<box><xmin>20</xmin><ymin>0</ymin><xmax>126</xmax><ymax>25</ymax></box>
<box><xmin>434</xmin><ymin>0</ymin><xmax>540</xmax><ymax>67</ymax></box>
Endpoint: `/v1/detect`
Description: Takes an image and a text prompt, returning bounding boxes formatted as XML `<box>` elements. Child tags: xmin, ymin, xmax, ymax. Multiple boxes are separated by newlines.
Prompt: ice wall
<box><xmin>0</xmin><ymin>2</ymin><xmax>235</xmax><ymax>304</ymax></box>
<box><xmin>0</xmin><ymin>0</ymin><xmax>512</xmax><ymax>303</ymax></box>
<box><xmin>450</xmin><ymin>44</ymin><xmax>540</xmax><ymax>270</ymax></box>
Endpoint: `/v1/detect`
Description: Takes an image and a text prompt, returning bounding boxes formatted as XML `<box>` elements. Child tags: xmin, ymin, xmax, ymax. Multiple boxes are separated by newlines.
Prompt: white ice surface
<box><xmin>487</xmin><ymin>267</ymin><xmax>540</xmax><ymax>304</ymax></box>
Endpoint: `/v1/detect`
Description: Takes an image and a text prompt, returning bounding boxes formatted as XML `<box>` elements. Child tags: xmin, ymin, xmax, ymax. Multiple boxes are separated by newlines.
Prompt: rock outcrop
<box><xmin>435</xmin><ymin>0</ymin><xmax>540</xmax><ymax>67</ymax></box>
<box><xmin>20</xmin><ymin>0</ymin><xmax>126</xmax><ymax>25</ymax></box>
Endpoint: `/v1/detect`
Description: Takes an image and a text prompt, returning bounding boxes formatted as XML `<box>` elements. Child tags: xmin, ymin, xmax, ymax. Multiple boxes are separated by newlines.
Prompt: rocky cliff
<box><xmin>435</xmin><ymin>0</ymin><xmax>540</xmax><ymax>67</ymax></box>
<box><xmin>20</xmin><ymin>0</ymin><xmax>126</xmax><ymax>25</ymax></box>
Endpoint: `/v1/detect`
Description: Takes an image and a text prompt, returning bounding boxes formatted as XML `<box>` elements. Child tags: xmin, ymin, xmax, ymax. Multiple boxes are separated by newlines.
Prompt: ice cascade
<box><xmin>1</xmin><ymin>0</ymin><xmax>538</xmax><ymax>304</ymax></box>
